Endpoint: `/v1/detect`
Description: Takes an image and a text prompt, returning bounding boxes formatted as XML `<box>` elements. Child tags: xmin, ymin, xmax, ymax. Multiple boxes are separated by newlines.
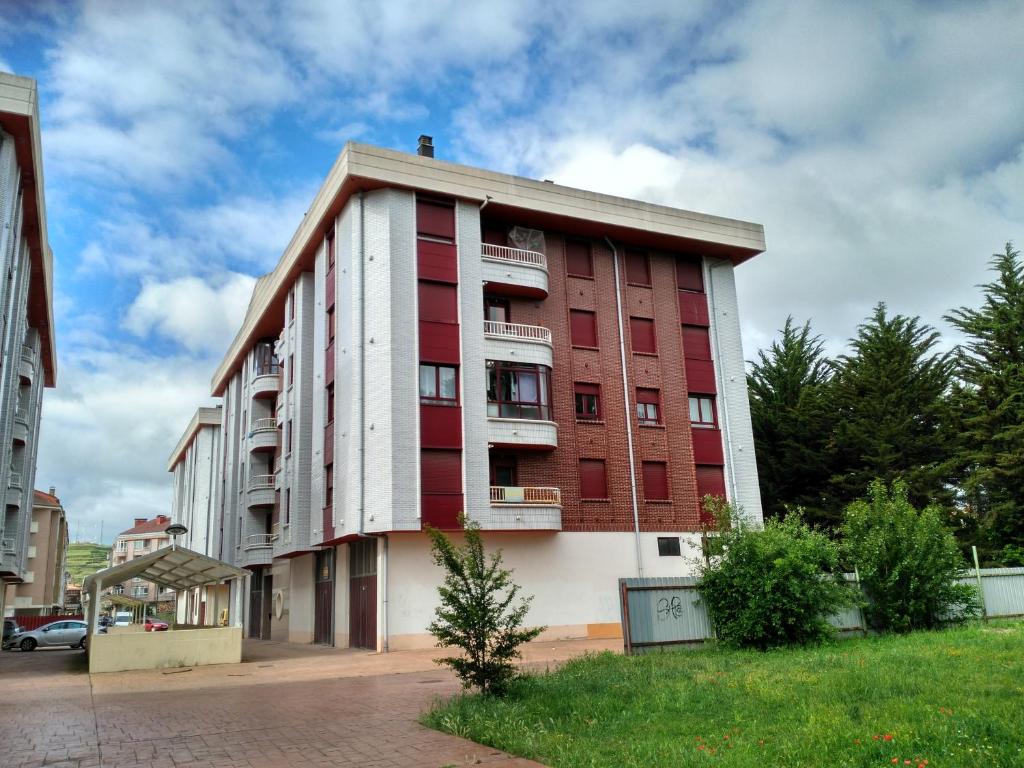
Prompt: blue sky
<box><xmin>1</xmin><ymin>0</ymin><xmax>1022</xmax><ymax>543</ymax></box>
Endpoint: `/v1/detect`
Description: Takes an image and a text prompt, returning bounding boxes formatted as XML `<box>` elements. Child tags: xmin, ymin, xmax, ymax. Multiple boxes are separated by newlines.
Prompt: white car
<box><xmin>113</xmin><ymin>611</ymin><xmax>132</xmax><ymax>627</ymax></box>
<box><xmin>15</xmin><ymin>620</ymin><xmax>88</xmax><ymax>651</ymax></box>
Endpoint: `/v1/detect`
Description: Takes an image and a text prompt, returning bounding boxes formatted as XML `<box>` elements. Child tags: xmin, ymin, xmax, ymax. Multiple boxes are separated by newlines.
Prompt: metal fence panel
<box><xmin>977</xmin><ymin>567</ymin><xmax>1024</xmax><ymax>617</ymax></box>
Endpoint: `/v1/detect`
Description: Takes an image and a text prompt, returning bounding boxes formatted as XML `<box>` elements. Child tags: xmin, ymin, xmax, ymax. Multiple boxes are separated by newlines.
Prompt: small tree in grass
<box><xmin>426</xmin><ymin>519</ymin><xmax>544</xmax><ymax>696</ymax></box>
<box><xmin>698</xmin><ymin>498</ymin><xmax>856</xmax><ymax>649</ymax></box>
<box><xmin>842</xmin><ymin>479</ymin><xmax>980</xmax><ymax>632</ymax></box>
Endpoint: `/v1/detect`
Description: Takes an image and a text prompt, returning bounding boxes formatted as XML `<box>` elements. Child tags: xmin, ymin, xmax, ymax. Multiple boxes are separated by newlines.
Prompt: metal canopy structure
<box><xmin>82</xmin><ymin>545</ymin><xmax>248</xmax><ymax>637</ymax></box>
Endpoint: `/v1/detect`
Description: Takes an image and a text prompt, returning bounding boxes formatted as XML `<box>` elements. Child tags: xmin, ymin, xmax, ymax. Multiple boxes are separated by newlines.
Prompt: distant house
<box><xmin>3</xmin><ymin>489</ymin><xmax>69</xmax><ymax>615</ymax></box>
<box><xmin>110</xmin><ymin>516</ymin><xmax>173</xmax><ymax>603</ymax></box>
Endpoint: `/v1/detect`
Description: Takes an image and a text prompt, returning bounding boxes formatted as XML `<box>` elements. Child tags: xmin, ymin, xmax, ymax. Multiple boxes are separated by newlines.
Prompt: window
<box><xmin>288</xmin><ymin>353</ymin><xmax>294</xmax><ymax>387</ymax></box>
<box><xmin>642</xmin><ymin>461</ymin><xmax>670</xmax><ymax>500</ymax></box>
<box><xmin>324</xmin><ymin>464</ymin><xmax>333</xmax><ymax>508</ymax></box>
<box><xmin>630</xmin><ymin>317</ymin><xmax>657</xmax><ymax>354</ymax></box>
<box><xmin>682</xmin><ymin>325</ymin><xmax>712</xmax><ymax>360</ymax></box>
<box><xmin>625</xmin><ymin>249</ymin><xmax>651</xmax><ymax>286</ymax></box>
<box><xmin>636</xmin><ymin>388</ymin><xmax>661</xmax><ymax>424</ymax></box>
<box><xmin>285</xmin><ymin>488</ymin><xmax>291</xmax><ymax>524</ymax></box>
<box><xmin>484</xmin><ymin>296</ymin><xmax>510</xmax><ymax>324</ymax></box>
<box><xmin>566</xmin><ymin>239</ymin><xmax>593</xmax><ymax>277</ymax></box>
<box><xmin>289</xmin><ymin>288</ymin><xmax>295</xmax><ymax>320</ymax></box>
<box><xmin>689</xmin><ymin>395</ymin><xmax>716</xmax><ymax>427</ymax></box>
<box><xmin>570</xmin><ymin>310</ymin><xmax>598</xmax><ymax>348</ymax></box>
<box><xmin>482</xmin><ymin>226</ymin><xmax>506</xmax><ymax>246</ymax></box>
<box><xmin>134</xmin><ymin>540</ymin><xmax>146</xmax><ymax>551</ymax></box>
<box><xmin>421</xmin><ymin>450</ymin><xmax>462</xmax><ymax>495</ymax></box>
<box><xmin>326</xmin><ymin>228</ymin><xmax>336</xmax><ymax>269</ymax></box>
<box><xmin>286</xmin><ymin>419</ymin><xmax>293</xmax><ymax>453</ymax></box>
<box><xmin>116</xmin><ymin>541</ymin><xmax>126</xmax><ymax>552</ymax></box>
<box><xmin>133</xmin><ymin>586</ymin><xmax>148</xmax><ymax>598</ymax></box>
<box><xmin>489</xmin><ymin>456</ymin><xmax>517</xmax><ymax>487</ymax></box>
<box><xmin>579</xmin><ymin>459</ymin><xmax>608</xmax><ymax>499</ymax></box>
<box><xmin>696</xmin><ymin>465</ymin><xmax>726</xmax><ymax>501</ymax></box>
<box><xmin>574</xmin><ymin>382</ymin><xmax>600</xmax><ymax>420</ymax></box>
<box><xmin>658</xmin><ymin>536</ymin><xmax>681</xmax><ymax>557</ymax></box>
<box><xmin>418</xmin><ymin>282</ymin><xmax>458</xmax><ymax>323</ymax></box>
<box><xmin>327</xmin><ymin>307</ymin><xmax>335</xmax><ymax>343</ymax></box>
<box><xmin>419</xmin><ymin>364</ymin><xmax>458</xmax><ymax>405</ymax></box>
<box><xmin>677</xmin><ymin>258</ymin><xmax>703</xmax><ymax>292</ymax></box>
<box><xmin>253</xmin><ymin>341</ymin><xmax>278</xmax><ymax>376</ymax></box>
<box><xmin>325</xmin><ymin>383</ymin><xmax>335</xmax><ymax>424</ymax></box>
<box><xmin>416</xmin><ymin>199</ymin><xmax>456</xmax><ymax>241</ymax></box>
<box><xmin>486</xmin><ymin>361</ymin><xmax>552</xmax><ymax>420</ymax></box>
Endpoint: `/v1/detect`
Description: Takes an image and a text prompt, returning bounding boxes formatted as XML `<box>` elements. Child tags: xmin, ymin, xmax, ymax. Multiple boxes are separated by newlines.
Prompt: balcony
<box><xmin>12</xmin><ymin>408</ymin><xmax>29</xmax><ymax>444</ymax></box>
<box><xmin>18</xmin><ymin>347</ymin><xmax>33</xmax><ymax>384</ymax></box>
<box><xmin>481</xmin><ymin>243</ymin><xmax>549</xmax><ymax>299</ymax></box>
<box><xmin>249</xmin><ymin>417</ymin><xmax>278</xmax><ymax>452</ymax></box>
<box><xmin>246</xmin><ymin>474</ymin><xmax>275</xmax><ymax>508</ymax></box>
<box><xmin>483</xmin><ymin>321</ymin><xmax>553</xmax><ymax>369</ymax></box>
<box><xmin>244</xmin><ymin>533</ymin><xmax>274</xmax><ymax>550</ymax></box>
<box><xmin>251</xmin><ymin>363</ymin><xmax>281</xmax><ymax>399</ymax></box>
<box><xmin>486</xmin><ymin>417</ymin><xmax>557</xmax><ymax>450</ymax></box>
<box><xmin>1</xmin><ymin>537</ymin><xmax>15</xmax><ymax>553</ymax></box>
<box><xmin>486</xmin><ymin>486</ymin><xmax>562</xmax><ymax>530</ymax></box>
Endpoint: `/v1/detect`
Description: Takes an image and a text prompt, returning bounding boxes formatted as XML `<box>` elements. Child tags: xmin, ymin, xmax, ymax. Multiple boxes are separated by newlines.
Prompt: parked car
<box><xmin>144</xmin><ymin>617</ymin><xmax>168</xmax><ymax>632</ymax></box>
<box><xmin>113</xmin><ymin>611</ymin><xmax>133</xmax><ymax>627</ymax></box>
<box><xmin>3</xmin><ymin>618</ymin><xmax>23</xmax><ymax>650</ymax></box>
<box><xmin>15</xmin><ymin>620</ymin><xmax>87</xmax><ymax>651</ymax></box>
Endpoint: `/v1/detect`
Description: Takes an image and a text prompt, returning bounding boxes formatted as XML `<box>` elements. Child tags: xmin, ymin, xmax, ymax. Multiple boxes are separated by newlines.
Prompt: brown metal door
<box><xmin>261</xmin><ymin>573</ymin><xmax>273</xmax><ymax>640</ymax></box>
<box><xmin>248</xmin><ymin>570</ymin><xmax>263</xmax><ymax>639</ymax></box>
<box><xmin>199</xmin><ymin>601</ymin><xmax>206</xmax><ymax>626</ymax></box>
<box><xmin>314</xmin><ymin>550</ymin><xmax>335</xmax><ymax>645</ymax></box>
<box><xmin>348</xmin><ymin>539</ymin><xmax>377</xmax><ymax>649</ymax></box>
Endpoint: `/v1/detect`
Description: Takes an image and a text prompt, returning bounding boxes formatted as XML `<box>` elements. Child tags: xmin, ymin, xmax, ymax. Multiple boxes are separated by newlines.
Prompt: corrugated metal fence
<box><xmin>619</xmin><ymin>568</ymin><xmax>1024</xmax><ymax>654</ymax></box>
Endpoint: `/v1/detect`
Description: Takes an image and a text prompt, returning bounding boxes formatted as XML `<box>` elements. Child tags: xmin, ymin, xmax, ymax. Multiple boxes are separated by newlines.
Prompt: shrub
<box><xmin>842</xmin><ymin>479</ymin><xmax>980</xmax><ymax>632</ymax></box>
<box><xmin>697</xmin><ymin>502</ymin><xmax>855</xmax><ymax>649</ymax></box>
<box><xmin>426</xmin><ymin>520</ymin><xmax>544</xmax><ymax>695</ymax></box>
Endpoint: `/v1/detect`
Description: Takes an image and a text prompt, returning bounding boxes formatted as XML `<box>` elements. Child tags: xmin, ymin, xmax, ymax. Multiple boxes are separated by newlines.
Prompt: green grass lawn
<box><xmin>423</xmin><ymin>621</ymin><xmax>1024</xmax><ymax>767</ymax></box>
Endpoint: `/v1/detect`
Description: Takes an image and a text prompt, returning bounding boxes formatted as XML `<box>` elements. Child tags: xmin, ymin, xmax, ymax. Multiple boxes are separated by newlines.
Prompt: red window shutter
<box><xmin>421</xmin><ymin>450</ymin><xmax>462</xmax><ymax>494</ymax></box>
<box><xmin>682</xmin><ymin>325</ymin><xmax>712</xmax><ymax>360</ymax></box>
<box><xmin>625</xmin><ymin>249</ymin><xmax>651</xmax><ymax>285</ymax></box>
<box><xmin>677</xmin><ymin>258</ymin><xmax>703</xmax><ymax>292</ymax></box>
<box><xmin>696</xmin><ymin>464</ymin><xmax>726</xmax><ymax>499</ymax></box>
<box><xmin>636</xmin><ymin>387</ymin><xmax>659</xmax><ymax>404</ymax></box>
<box><xmin>575</xmin><ymin>382</ymin><xmax>599</xmax><ymax>396</ymax></box>
<box><xmin>566</xmin><ymin>240</ymin><xmax>593</xmax><ymax>277</ymax></box>
<box><xmin>642</xmin><ymin>461</ymin><xmax>669</xmax><ymax>501</ymax></box>
<box><xmin>418</xmin><ymin>282</ymin><xmax>458</xmax><ymax>324</ymax></box>
<box><xmin>483</xmin><ymin>227</ymin><xmax>506</xmax><ymax>246</ymax></box>
<box><xmin>579</xmin><ymin>459</ymin><xmax>608</xmax><ymax>499</ymax></box>
<box><xmin>629</xmin><ymin>317</ymin><xmax>656</xmax><ymax>354</ymax></box>
<box><xmin>570</xmin><ymin>310</ymin><xmax>598</xmax><ymax>347</ymax></box>
<box><xmin>416</xmin><ymin>200</ymin><xmax>455</xmax><ymax>240</ymax></box>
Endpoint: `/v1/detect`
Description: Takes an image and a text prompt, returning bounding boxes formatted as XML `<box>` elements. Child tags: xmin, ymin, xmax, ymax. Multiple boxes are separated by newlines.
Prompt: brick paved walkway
<box><xmin>0</xmin><ymin>638</ymin><xmax>618</xmax><ymax>767</ymax></box>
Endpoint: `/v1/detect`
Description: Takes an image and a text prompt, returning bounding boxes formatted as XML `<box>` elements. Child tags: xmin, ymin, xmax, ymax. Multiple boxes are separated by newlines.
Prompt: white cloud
<box><xmin>123</xmin><ymin>272</ymin><xmax>257</xmax><ymax>354</ymax></box>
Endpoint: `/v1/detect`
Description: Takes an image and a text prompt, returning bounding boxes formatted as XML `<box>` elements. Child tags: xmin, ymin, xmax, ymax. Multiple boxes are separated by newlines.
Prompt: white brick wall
<box><xmin>480</xmin><ymin>257</ymin><xmax>549</xmax><ymax>295</ymax></box>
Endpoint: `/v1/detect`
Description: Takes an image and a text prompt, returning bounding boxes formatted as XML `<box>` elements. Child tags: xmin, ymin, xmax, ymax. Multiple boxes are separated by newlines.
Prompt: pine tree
<box><xmin>747</xmin><ymin>317</ymin><xmax>835</xmax><ymax>525</ymax></box>
<box><xmin>827</xmin><ymin>303</ymin><xmax>956</xmax><ymax>512</ymax></box>
<box><xmin>945</xmin><ymin>243</ymin><xmax>1024</xmax><ymax>563</ymax></box>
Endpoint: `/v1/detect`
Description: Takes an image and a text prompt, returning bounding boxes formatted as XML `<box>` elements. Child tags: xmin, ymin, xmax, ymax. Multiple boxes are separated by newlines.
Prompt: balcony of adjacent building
<box><xmin>484</xmin><ymin>454</ymin><xmax>561</xmax><ymax>530</ymax></box>
<box><xmin>18</xmin><ymin>345</ymin><xmax>34</xmax><ymax>385</ymax></box>
<box><xmin>481</xmin><ymin>243</ymin><xmax>548</xmax><ymax>299</ymax></box>
<box><xmin>12</xmin><ymin>406</ymin><xmax>29</xmax><ymax>445</ymax></box>
<box><xmin>486</xmin><ymin>360</ymin><xmax>557</xmax><ymax>450</ymax></box>
<box><xmin>6</xmin><ymin>470</ymin><xmax>23</xmax><ymax>509</ymax></box>
<box><xmin>251</xmin><ymin>341</ymin><xmax>281</xmax><ymax>400</ymax></box>
<box><xmin>0</xmin><ymin>534</ymin><xmax>20</xmax><ymax>580</ymax></box>
<box><xmin>248</xmin><ymin>417</ymin><xmax>279</xmax><ymax>453</ymax></box>
<box><xmin>246</xmin><ymin>470</ymin><xmax>276</xmax><ymax>510</ymax></box>
<box><xmin>483</xmin><ymin>319</ymin><xmax>553</xmax><ymax>370</ymax></box>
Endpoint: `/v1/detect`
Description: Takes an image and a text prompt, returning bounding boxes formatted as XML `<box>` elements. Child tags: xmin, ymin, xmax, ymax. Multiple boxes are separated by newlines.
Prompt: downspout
<box><xmin>605</xmin><ymin>236</ymin><xmax>644</xmax><ymax>578</ymax></box>
<box><xmin>704</xmin><ymin>260</ymin><xmax>739</xmax><ymax>508</ymax></box>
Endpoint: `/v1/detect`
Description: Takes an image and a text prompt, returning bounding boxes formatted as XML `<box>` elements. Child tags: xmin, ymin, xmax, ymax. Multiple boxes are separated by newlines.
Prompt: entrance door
<box><xmin>248</xmin><ymin>569</ymin><xmax>263</xmax><ymax>639</ymax></box>
<box><xmin>314</xmin><ymin>549</ymin><xmax>335</xmax><ymax>645</ymax></box>
<box><xmin>349</xmin><ymin>538</ymin><xmax>377</xmax><ymax>649</ymax></box>
<box><xmin>261</xmin><ymin>572</ymin><xmax>273</xmax><ymax>640</ymax></box>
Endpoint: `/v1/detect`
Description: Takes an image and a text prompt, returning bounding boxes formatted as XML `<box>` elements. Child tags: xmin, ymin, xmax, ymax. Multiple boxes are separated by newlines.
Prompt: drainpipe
<box><xmin>605</xmin><ymin>236</ymin><xmax>644</xmax><ymax>578</ymax></box>
<box><xmin>704</xmin><ymin>260</ymin><xmax>739</xmax><ymax>511</ymax></box>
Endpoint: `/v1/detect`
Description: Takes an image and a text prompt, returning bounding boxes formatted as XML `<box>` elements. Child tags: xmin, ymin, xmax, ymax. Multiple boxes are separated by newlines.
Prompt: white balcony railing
<box><xmin>245</xmin><ymin>534</ymin><xmax>273</xmax><ymax>550</ymax></box>
<box><xmin>1</xmin><ymin>537</ymin><xmax>15</xmax><ymax>553</ymax></box>
<box><xmin>9</xmin><ymin>472</ymin><xmax>22</xmax><ymax>489</ymax></box>
<box><xmin>483</xmin><ymin>321</ymin><xmax>552</xmax><ymax>345</ymax></box>
<box><xmin>274</xmin><ymin>455</ymin><xmax>283</xmax><ymax>474</ymax></box>
<box><xmin>270</xmin><ymin>523</ymin><xmax>280</xmax><ymax>541</ymax></box>
<box><xmin>482</xmin><ymin>243</ymin><xmax>547</xmax><ymax>268</ymax></box>
<box><xmin>490</xmin><ymin>486</ymin><xmax>561</xmax><ymax>505</ymax></box>
<box><xmin>249</xmin><ymin>474</ymin><xmax>274</xmax><ymax>490</ymax></box>
<box><xmin>15</xmin><ymin>408</ymin><xmax>28</xmax><ymax>423</ymax></box>
<box><xmin>20</xmin><ymin>345</ymin><xmax>33</xmax><ymax>362</ymax></box>
<box><xmin>251</xmin><ymin>417</ymin><xmax>276</xmax><ymax>433</ymax></box>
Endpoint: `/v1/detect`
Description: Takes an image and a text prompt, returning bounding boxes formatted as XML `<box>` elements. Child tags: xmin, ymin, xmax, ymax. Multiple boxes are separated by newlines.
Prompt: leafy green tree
<box><xmin>747</xmin><ymin>317</ymin><xmax>835</xmax><ymax>525</ymax></box>
<box><xmin>945</xmin><ymin>243</ymin><xmax>1024</xmax><ymax>562</ymax></box>
<box><xmin>426</xmin><ymin>520</ymin><xmax>544</xmax><ymax>696</ymax></box>
<box><xmin>827</xmin><ymin>303</ymin><xmax>956</xmax><ymax>511</ymax></box>
<box><xmin>842</xmin><ymin>479</ymin><xmax>980</xmax><ymax>632</ymax></box>
<box><xmin>698</xmin><ymin>501</ymin><xmax>855</xmax><ymax>649</ymax></box>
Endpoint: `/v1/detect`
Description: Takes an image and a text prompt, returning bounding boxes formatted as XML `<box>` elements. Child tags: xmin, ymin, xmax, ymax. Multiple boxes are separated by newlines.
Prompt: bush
<box><xmin>698</xmin><ymin>502</ymin><xmax>855</xmax><ymax>649</ymax></box>
<box><xmin>842</xmin><ymin>479</ymin><xmax>980</xmax><ymax>632</ymax></box>
<box><xmin>426</xmin><ymin>520</ymin><xmax>544</xmax><ymax>695</ymax></box>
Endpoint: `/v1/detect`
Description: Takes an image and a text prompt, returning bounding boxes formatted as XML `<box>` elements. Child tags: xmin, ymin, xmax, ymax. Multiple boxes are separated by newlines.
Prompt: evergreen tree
<box><xmin>827</xmin><ymin>303</ymin><xmax>956</xmax><ymax>512</ymax></box>
<box><xmin>747</xmin><ymin>317</ymin><xmax>834</xmax><ymax>524</ymax></box>
<box><xmin>945</xmin><ymin>243</ymin><xmax>1024</xmax><ymax>563</ymax></box>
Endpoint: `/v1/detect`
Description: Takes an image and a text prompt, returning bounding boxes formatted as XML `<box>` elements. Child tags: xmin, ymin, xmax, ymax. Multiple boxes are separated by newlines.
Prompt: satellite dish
<box><xmin>164</xmin><ymin>523</ymin><xmax>188</xmax><ymax>537</ymax></box>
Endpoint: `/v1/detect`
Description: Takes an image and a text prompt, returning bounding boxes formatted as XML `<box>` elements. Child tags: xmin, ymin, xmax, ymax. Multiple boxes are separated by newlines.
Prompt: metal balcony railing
<box><xmin>9</xmin><ymin>472</ymin><xmax>22</xmax><ymax>489</ymax></box>
<box><xmin>1</xmin><ymin>537</ymin><xmax>15</xmax><ymax>553</ymax></box>
<box><xmin>15</xmin><ymin>408</ymin><xmax>28</xmax><ymax>423</ymax></box>
<box><xmin>245</xmin><ymin>534</ymin><xmax>274</xmax><ymax>550</ymax></box>
<box><xmin>20</xmin><ymin>345</ymin><xmax>33</xmax><ymax>362</ymax></box>
<box><xmin>481</xmin><ymin>243</ymin><xmax>547</xmax><ymax>268</ymax></box>
<box><xmin>270</xmin><ymin>523</ymin><xmax>280</xmax><ymax>541</ymax></box>
<box><xmin>274</xmin><ymin>455</ymin><xmax>283</xmax><ymax>474</ymax></box>
<box><xmin>251</xmin><ymin>417</ymin><xmax>277</xmax><ymax>433</ymax></box>
<box><xmin>489</xmin><ymin>486</ymin><xmax>561</xmax><ymax>505</ymax></box>
<box><xmin>254</xmin><ymin>362</ymin><xmax>281</xmax><ymax>377</ymax></box>
<box><xmin>249</xmin><ymin>474</ymin><xmax>274</xmax><ymax>490</ymax></box>
<box><xmin>483</xmin><ymin>320</ymin><xmax>553</xmax><ymax>344</ymax></box>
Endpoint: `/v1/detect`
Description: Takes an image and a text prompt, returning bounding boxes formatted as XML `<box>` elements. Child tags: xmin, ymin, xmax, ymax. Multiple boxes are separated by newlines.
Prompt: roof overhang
<box><xmin>0</xmin><ymin>73</ymin><xmax>55</xmax><ymax>387</ymax></box>
<box><xmin>83</xmin><ymin>545</ymin><xmax>248</xmax><ymax>593</ymax></box>
<box><xmin>211</xmin><ymin>142</ymin><xmax>766</xmax><ymax>395</ymax></box>
<box><xmin>167</xmin><ymin>406</ymin><xmax>223</xmax><ymax>472</ymax></box>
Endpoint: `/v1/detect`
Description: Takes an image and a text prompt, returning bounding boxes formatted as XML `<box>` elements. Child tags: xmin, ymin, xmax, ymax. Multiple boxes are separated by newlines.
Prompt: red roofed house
<box><xmin>110</xmin><ymin>515</ymin><xmax>172</xmax><ymax>602</ymax></box>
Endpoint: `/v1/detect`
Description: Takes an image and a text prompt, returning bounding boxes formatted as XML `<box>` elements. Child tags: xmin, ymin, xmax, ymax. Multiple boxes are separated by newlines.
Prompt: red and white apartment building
<box><xmin>170</xmin><ymin>138</ymin><xmax>765</xmax><ymax>649</ymax></box>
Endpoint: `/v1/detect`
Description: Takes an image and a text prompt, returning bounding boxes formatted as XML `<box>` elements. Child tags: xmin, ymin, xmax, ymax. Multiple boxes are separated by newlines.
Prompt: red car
<box><xmin>144</xmin><ymin>618</ymin><xmax>169</xmax><ymax>632</ymax></box>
